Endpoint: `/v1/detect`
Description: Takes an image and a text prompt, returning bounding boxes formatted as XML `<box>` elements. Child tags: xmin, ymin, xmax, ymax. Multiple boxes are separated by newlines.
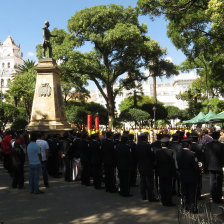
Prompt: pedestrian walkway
<box><xmin>0</xmin><ymin>162</ymin><xmax>178</xmax><ymax>224</ymax></box>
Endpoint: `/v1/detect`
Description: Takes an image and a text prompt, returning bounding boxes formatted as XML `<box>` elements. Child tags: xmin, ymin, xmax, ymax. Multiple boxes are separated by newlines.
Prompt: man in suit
<box><xmin>117</xmin><ymin>135</ymin><xmax>133</xmax><ymax>197</ymax></box>
<box><xmin>169</xmin><ymin>133</ymin><xmax>182</xmax><ymax>196</ymax></box>
<box><xmin>101</xmin><ymin>132</ymin><xmax>117</xmax><ymax>193</ymax></box>
<box><xmin>136</xmin><ymin>133</ymin><xmax>156</xmax><ymax>202</ymax></box>
<box><xmin>205</xmin><ymin>132</ymin><xmax>224</xmax><ymax>203</ymax></box>
<box><xmin>177</xmin><ymin>138</ymin><xmax>200</xmax><ymax>212</ymax></box>
<box><xmin>156</xmin><ymin>137</ymin><xmax>176</xmax><ymax>206</ymax></box>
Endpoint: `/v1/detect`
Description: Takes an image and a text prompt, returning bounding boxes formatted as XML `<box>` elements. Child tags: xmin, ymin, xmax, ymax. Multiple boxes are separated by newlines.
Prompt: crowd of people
<box><xmin>0</xmin><ymin>127</ymin><xmax>224</xmax><ymax>213</ymax></box>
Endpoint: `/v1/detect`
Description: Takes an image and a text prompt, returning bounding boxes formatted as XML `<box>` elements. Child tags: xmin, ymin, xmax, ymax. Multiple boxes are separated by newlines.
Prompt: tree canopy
<box><xmin>36</xmin><ymin>4</ymin><xmax>178</xmax><ymax>129</ymax></box>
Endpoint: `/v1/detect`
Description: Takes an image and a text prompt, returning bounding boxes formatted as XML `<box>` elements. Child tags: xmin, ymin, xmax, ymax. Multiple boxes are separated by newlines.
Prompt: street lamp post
<box><xmin>153</xmin><ymin>106</ymin><xmax>156</xmax><ymax>128</ymax></box>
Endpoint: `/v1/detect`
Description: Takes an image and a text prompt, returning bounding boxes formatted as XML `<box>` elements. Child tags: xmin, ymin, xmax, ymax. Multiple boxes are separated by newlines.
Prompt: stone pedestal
<box><xmin>27</xmin><ymin>58</ymin><xmax>71</xmax><ymax>134</ymax></box>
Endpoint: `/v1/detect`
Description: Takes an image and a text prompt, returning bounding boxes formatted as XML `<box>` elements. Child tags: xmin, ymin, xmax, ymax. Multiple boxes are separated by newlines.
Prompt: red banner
<box><xmin>95</xmin><ymin>116</ymin><xmax>99</xmax><ymax>131</ymax></box>
<box><xmin>87</xmin><ymin>114</ymin><xmax>92</xmax><ymax>130</ymax></box>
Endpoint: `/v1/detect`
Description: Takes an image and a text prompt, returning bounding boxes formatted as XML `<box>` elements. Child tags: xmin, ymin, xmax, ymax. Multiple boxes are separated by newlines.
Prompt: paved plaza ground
<box><xmin>0</xmin><ymin>162</ymin><xmax>222</xmax><ymax>224</ymax></box>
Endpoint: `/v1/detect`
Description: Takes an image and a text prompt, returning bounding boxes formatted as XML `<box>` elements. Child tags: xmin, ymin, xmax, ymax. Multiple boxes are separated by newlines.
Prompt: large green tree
<box><xmin>0</xmin><ymin>102</ymin><xmax>19</xmax><ymax>129</ymax></box>
<box><xmin>37</xmin><ymin>4</ymin><xmax>177</xmax><ymax>129</ymax></box>
<box><xmin>6</xmin><ymin>67</ymin><xmax>36</xmax><ymax>119</ymax></box>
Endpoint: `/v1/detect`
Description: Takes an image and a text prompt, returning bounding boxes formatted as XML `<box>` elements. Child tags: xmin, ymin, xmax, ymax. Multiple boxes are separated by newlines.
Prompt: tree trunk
<box><xmin>153</xmin><ymin>75</ymin><xmax>157</xmax><ymax>104</ymax></box>
<box><xmin>107</xmin><ymin>86</ymin><xmax>115</xmax><ymax>130</ymax></box>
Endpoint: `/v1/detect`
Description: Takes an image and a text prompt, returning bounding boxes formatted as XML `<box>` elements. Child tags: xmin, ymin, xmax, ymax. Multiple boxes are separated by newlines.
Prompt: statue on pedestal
<box><xmin>42</xmin><ymin>21</ymin><xmax>57</xmax><ymax>58</ymax></box>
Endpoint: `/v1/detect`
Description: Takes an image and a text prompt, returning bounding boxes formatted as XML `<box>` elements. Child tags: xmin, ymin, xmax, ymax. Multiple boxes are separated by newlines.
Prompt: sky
<box><xmin>0</xmin><ymin>0</ymin><xmax>186</xmax><ymax>86</ymax></box>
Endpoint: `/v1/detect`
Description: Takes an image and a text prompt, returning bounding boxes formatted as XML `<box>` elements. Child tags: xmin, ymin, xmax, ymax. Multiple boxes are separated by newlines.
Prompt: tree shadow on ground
<box><xmin>0</xmin><ymin>163</ymin><xmax>178</xmax><ymax>224</ymax></box>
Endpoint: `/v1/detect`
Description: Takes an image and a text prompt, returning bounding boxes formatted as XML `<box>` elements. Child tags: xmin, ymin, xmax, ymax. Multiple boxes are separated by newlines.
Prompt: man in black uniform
<box><xmin>89</xmin><ymin>133</ymin><xmax>102</xmax><ymax>189</ymax></box>
<box><xmin>136</xmin><ymin>133</ymin><xmax>155</xmax><ymax>201</ymax></box>
<box><xmin>101</xmin><ymin>132</ymin><xmax>117</xmax><ymax>193</ymax></box>
<box><xmin>61</xmin><ymin>132</ymin><xmax>75</xmax><ymax>182</ymax></box>
<box><xmin>79</xmin><ymin>132</ymin><xmax>91</xmax><ymax>186</ymax></box>
<box><xmin>191</xmin><ymin>134</ymin><xmax>203</xmax><ymax>199</ymax></box>
<box><xmin>151</xmin><ymin>134</ymin><xmax>162</xmax><ymax>198</ymax></box>
<box><xmin>156</xmin><ymin>137</ymin><xmax>176</xmax><ymax>206</ymax></box>
<box><xmin>204</xmin><ymin>132</ymin><xmax>224</xmax><ymax>203</ymax></box>
<box><xmin>177</xmin><ymin>138</ymin><xmax>200</xmax><ymax>212</ymax></box>
<box><xmin>128</xmin><ymin>134</ymin><xmax>138</xmax><ymax>187</ymax></box>
<box><xmin>117</xmin><ymin>135</ymin><xmax>133</xmax><ymax>197</ymax></box>
<box><xmin>170</xmin><ymin>133</ymin><xmax>182</xmax><ymax>196</ymax></box>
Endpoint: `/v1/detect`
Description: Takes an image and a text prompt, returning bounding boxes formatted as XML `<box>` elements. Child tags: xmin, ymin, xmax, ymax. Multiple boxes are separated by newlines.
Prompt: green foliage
<box><xmin>35</xmin><ymin>4</ymin><xmax>178</xmax><ymax>129</ymax></box>
<box><xmin>165</xmin><ymin>106</ymin><xmax>181</xmax><ymax>120</ymax></box>
<box><xmin>119</xmin><ymin>95</ymin><xmax>167</xmax><ymax>120</ymax></box>
<box><xmin>10</xmin><ymin>118</ymin><xmax>28</xmax><ymax>131</ymax></box>
<box><xmin>201</xmin><ymin>98</ymin><xmax>224</xmax><ymax>114</ymax></box>
<box><xmin>119</xmin><ymin>108</ymin><xmax>150</xmax><ymax>127</ymax></box>
<box><xmin>6</xmin><ymin>67</ymin><xmax>36</xmax><ymax>119</ymax></box>
<box><xmin>0</xmin><ymin>102</ymin><xmax>19</xmax><ymax>129</ymax></box>
<box><xmin>138</xmin><ymin>0</ymin><xmax>224</xmax><ymax>97</ymax></box>
<box><xmin>65</xmin><ymin>101</ymin><xmax>108</xmax><ymax>130</ymax></box>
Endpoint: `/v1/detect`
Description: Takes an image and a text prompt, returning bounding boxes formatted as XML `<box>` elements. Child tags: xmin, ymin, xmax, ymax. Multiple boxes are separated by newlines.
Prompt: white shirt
<box><xmin>36</xmin><ymin>139</ymin><xmax>49</xmax><ymax>161</ymax></box>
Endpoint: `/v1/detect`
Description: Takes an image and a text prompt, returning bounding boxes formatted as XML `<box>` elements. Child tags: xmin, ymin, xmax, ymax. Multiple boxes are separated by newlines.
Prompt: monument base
<box><xmin>27</xmin><ymin>58</ymin><xmax>72</xmax><ymax>136</ymax></box>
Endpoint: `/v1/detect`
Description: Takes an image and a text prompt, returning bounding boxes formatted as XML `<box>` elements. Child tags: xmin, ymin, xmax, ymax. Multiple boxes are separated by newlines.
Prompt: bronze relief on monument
<box><xmin>38</xmin><ymin>83</ymin><xmax>52</xmax><ymax>97</ymax></box>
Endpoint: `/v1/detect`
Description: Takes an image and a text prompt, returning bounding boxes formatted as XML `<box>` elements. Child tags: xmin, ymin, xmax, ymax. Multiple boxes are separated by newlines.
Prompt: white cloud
<box><xmin>27</xmin><ymin>52</ymin><xmax>34</xmax><ymax>57</ymax></box>
<box><xmin>165</xmin><ymin>57</ymin><xmax>173</xmax><ymax>63</ymax></box>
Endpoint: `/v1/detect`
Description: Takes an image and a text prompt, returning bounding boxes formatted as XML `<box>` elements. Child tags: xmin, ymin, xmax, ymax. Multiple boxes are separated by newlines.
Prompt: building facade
<box><xmin>88</xmin><ymin>71</ymin><xmax>198</xmax><ymax>112</ymax></box>
<box><xmin>0</xmin><ymin>36</ymin><xmax>23</xmax><ymax>95</ymax></box>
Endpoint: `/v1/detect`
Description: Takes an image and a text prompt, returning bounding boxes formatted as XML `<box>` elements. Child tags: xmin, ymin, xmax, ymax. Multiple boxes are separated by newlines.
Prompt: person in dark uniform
<box><xmin>128</xmin><ymin>134</ymin><xmax>138</xmax><ymax>187</ymax></box>
<box><xmin>117</xmin><ymin>135</ymin><xmax>133</xmax><ymax>197</ymax></box>
<box><xmin>191</xmin><ymin>134</ymin><xmax>203</xmax><ymax>199</ymax></box>
<box><xmin>49</xmin><ymin>134</ymin><xmax>61</xmax><ymax>178</ymax></box>
<box><xmin>61</xmin><ymin>132</ymin><xmax>75</xmax><ymax>182</ymax></box>
<box><xmin>170</xmin><ymin>133</ymin><xmax>182</xmax><ymax>196</ymax></box>
<box><xmin>136</xmin><ymin>133</ymin><xmax>155</xmax><ymax>202</ymax></box>
<box><xmin>89</xmin><ymin>133</ymin><xmax>102</xmax><ymax>189</ymax></box>
<box><xmin>79</xmin><ymin>132</ymin><xmax>91</xmax><ymax>186</ymax></box>
<box><xmin>176</xmin><ymin>138</ymin><xmax>200</xmax><ymax>212</ymax></box>
<box><xmin>156</xmin><ymin>137</ymin><xmax>176</xmax><ymax>206</ymax></box>
<box><xmin>11</xmin><ymin>135</ymin><xmax>25</xmax><ymax>189</ymax></box>
<box><xmin>101</xmin><ymin>132</ymin><xmax>117</xmax><ymax>193</ymax></box>
<box><xmin>151</xmin><ymin>134</ymin><xmax>162</xmax><ymax>199</ymax></box>
<box><xmin>204</xmin><ymin>132</ymin><xmax>224</xmax><ymax>203</ymax></box>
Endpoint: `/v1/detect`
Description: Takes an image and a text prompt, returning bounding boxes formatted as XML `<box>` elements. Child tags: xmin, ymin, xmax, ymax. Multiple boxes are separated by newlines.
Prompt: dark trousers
<box><xmin>92</xmin><ymin>164</ymin><xmax>102</xmax><ymax>189</ymax></box>
<box><xmin>159</xmin><ymin>177</ymin><xmax>173</xmax><ymax>205</ymax></box>
<box><xmin>12</xmin><ymin>164</ymin><xmax>24</xmax><ymax>188</ymax></box>
<box><xmin>81</xmin><ymin>163</ymin><xmax>91</xmax><ymax>185</ymax></box>
<box><xmin>181</xmin><ymin>182</ymin><xmax>197</xmax><ymax>209</ymax></box>
<box><xmin>140</xmin><ymin>174</ymin><xmax>154</xmax><ymax>201</ymax></box>
<box><xmin>118</xmin><ymin>169</ymin><xmax>131</xmax><ymax>196</ymax></box>
<box><xmin>3</xmin><ymin>154</ymin><xmax>12</xmax><ymax>174</ymax></box>
<box><xmin>172</xmin><ymin>177</ymin><xmax>181</xmax><ymax>195</ymax></box>
<box><xmin>41</xmin><ymin>161</ymin><xmax>49</xmax><ymax>187</ymax></box>
<box><xmin>64</xmin><ymin>158</ymin><xmax>73</xmax><ymax>182</ymax></box>
<box><xmin>104</xmin><ymin>164</ymin><xmax>116</xmax><ymax>192</ymax></box>
<box><xmin>130</xmin><ymin>164</ymin><xmax>137</xmax><ymax>186</ymax></box>
<box><xmin>209</xmin><ymin>170</ymin><xmax>223</xmax><ymax>202</ymax></box>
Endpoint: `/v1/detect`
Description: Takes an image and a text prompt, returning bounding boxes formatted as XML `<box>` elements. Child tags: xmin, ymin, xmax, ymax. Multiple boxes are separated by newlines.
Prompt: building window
<box><xmin>8</xmin><ymin>62</ymin><xmax>10</xmax><ymax>68</ymax></box>
<box><xmin>1</xmin><ymin>79</ymin><xmax>4</xmax><ymax>87</ymax></box>
<box><xmin>7</xmin><ymin>79</ymin><xmax>11</xmax><ymax>86</ymax></box>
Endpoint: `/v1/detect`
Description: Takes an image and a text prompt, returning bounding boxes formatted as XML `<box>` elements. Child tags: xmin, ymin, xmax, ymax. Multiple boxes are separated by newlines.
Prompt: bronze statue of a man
<box><xmin>42</xmin><ymin>21</ymin><xmax>57</xmax><ymax>58</ymax></box>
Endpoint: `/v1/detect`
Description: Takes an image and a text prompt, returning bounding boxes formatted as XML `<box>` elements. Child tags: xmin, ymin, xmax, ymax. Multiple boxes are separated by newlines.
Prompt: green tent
<box><xmin>197</xmin><ymin>110</ymin><xmax>216</xmax><ymax>123</ymax></box>
<box><xmin>209</xmin><ymin>111</ymin><xmax>224</xmax><ymax>122</ymax></box>
<box><xmin>183</xmin><ymin>112</ymin><xmax>206</xmax><ymax>124</ymax></box>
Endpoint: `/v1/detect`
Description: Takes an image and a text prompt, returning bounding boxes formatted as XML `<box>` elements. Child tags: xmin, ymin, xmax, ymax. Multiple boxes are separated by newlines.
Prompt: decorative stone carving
<box><xmin>38</xmin><ymin>83</ymin><xmax>52</xmax><ymax>97</ymax></box>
